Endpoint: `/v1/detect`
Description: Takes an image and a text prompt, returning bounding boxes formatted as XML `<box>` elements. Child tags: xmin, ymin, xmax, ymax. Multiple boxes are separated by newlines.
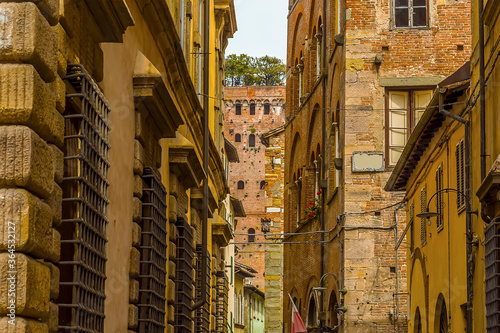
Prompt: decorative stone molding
<box><xmin>133</xmin><ymin>75</ymin><xmax>184</xmax><ymax>139</ymax></box>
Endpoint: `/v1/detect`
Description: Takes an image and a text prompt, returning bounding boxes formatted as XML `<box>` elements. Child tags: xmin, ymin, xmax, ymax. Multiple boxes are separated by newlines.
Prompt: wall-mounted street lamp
<box><xmin>416</xmin><ymin>188</ymin><xmax>478</xmax><ymax>220</ymax></box>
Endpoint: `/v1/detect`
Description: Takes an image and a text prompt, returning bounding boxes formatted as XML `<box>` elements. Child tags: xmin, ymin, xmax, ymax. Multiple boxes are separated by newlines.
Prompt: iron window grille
<box><xmin>174</xmin><ymin>218</ymin><xmax>194</xmax><ymax>333</ymax></box>
<box><xmin>138</xmin><ymin>167</ymin><xmax>168</xmax><ymax>333</ymax></box>
<box><xmin>58</xmin><ymin>64</ymin><xmax>110</xmax><ymax>332</ymax></box>
<box><xmin>250</xmin><ymin>103</ymin><xmax>255</xmax><ymax>115</ymax></box>
<box><xmin>195</xmin><ymin>245</ymin><xmax>211</xmax><ymax>333</ymax></box>
<box><xmin>236</xmin><ymin>103</ymin><xmax>242</xmax><ymax>115</ymax></box>
<box><xmin>215</xmin><ymin>271</ymin><xmax>229</xmax><ymax>333</ymax></box>
<box><xmin>420</xmin><ymin>186</ymin><xmax>427</xmax><ymax>246</ymax></box>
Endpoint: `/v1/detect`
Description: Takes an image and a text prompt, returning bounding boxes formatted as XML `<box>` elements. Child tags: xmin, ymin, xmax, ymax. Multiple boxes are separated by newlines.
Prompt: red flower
<box><xmin>307</xmin><ymin>205</ymin><xmax>310</xmax><ymax>209</ymax></box>
<box><xmin>308</xmin><ymin>212</ymin><xmax>313</xmax><ymax>218</ymax></box>
<box><xmin>317</xmin><ymin>190</ymin><xmax>322</xmax><ymax>195</ymax></box>
<box><xmin>309</xmin><ymin>201</ymin><xmax>314</xmax><ymax>205</ymax></box>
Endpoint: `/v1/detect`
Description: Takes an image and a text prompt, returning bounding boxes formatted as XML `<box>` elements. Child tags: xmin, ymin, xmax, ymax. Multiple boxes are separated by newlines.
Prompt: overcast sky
<box><xmin>226</xmin><ymin>0</ymin><xmax>288</xmax><ymax>63</ymax></box>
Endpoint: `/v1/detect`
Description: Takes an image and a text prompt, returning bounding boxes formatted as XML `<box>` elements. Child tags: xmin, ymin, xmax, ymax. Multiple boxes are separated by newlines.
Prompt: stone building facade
<box><xmin>0</xmin><ymin>0</ymin><xmax>240</xmax><ymax>332</ymax></box>
<box><xmin>284</xmin><ymin>0</ymin><xmax>471</xmax><ymax>331</ymax></box>
<box><xmin>224</xmin><ymin>86</ymin><xmax>285</xmax><ymax>332</ymax></box>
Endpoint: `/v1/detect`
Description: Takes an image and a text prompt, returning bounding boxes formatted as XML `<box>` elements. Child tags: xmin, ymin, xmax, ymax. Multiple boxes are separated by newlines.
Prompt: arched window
<box><xmin>235</xmin><ymin>133</ymin><xmax>241</xmax><ymax>142</ymax></box>
<box><xmin>249</xmin><ymin>134</ymin><xmax>256</xmax><ymax>147</ymax></box>
<box><xmin>237</xmin><ymin>181</ymin><xmax>244</xmax><ymax>190</ymax></box>
<box><xmin>414</xmin><ymin>307</ymin><xmax>422</xmax><ymax>333</ymax></box>
<box><xmin>236</xmin><ymin>103</ymin><xmax>241</xmax><ymax>115</ymax></box>
<box><xmin>307</xmin><ymin>294</ymin><xmax>317</xmax><ymax>328</ymax></box>
<box><xmin>328</xmin><ymin>290</ymin><xmax>338</xmax><ymax>328</ymax></box>
<box><xmin>264</xmin><ymin>102</ymin><xmax>270</xmax><ymax>114</ymax></box>
<box><xmin>250</xmin><ymin>103</ymin><xmax>256</xmax><ymax>115</ymax></box>
<box><xmin>260</xmin><ymin>180</ymin><xmax>266</xmax><ymax>190</ymax></box>
<box><xmin>248</xmin><ymin>228</ymin><xmax>255</xmax><ymax>242</ymax></box>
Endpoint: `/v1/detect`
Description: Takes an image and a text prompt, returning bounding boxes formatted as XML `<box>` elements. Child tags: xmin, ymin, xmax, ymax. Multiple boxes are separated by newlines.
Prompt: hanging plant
<box><xmin>305</xmin><ymin>190</ymin><xmax>322</xmax><ymax>219</ymax></box>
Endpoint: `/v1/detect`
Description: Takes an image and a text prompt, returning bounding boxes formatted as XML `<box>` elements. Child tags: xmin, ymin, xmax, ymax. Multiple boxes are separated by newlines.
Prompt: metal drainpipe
<box><xmin>393</xmin><ymin>203</ymin><xmax>404</xmax><ymax>328</ymax></box>
<box><xmin>478</xmin><ymin>0</ymin><xmax>489</xmax><ymax>227</ymax></box>
<box><xmin>319</xmin><ymin>0</ymin><xmax>327</xmax><ymax>327</ymax></box>
<box><xmin>465</xmin><ymin>119</ymin><xmax>473</xmax><ymax>333</ymax></box>
<box><xmin>192</xmin><ymin>0</ymin><xmax>210</xmax><ymax>312</ymax></box>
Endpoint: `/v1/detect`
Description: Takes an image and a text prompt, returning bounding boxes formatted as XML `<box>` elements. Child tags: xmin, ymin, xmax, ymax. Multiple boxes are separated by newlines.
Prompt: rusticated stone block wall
<box><xmin>0</xmin><ymin>2</ymin><xmax>63</xmax><ymax>331</ymax></box>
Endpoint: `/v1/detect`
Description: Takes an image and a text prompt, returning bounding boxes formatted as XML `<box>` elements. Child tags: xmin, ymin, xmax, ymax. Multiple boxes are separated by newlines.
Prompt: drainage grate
<box><xmin>58</xmin><ymin>64</ymin><xmax>110</xmax><ymax>332</ymax></box>
<box><xmin>195</xmin><ymin>245</ymin><xmax>211</xmax><ymax>333</ymax></box>
<box><xmin>485</xmin><ymin>218</ymin><xmax>500</xmax><ymax>332</ymax></box>
<box><xmin>214</xmin><ymin>271</ymin><xmax>229</xmax><ymax>333</ymax></box>
<box><xmin>138</xmin><ymin>167</ymin><xmax>168</xmax><ymax>333</ymax></box>
<box><xmin>174</xmin><ymin>218</ymin><xmax>194</xmax><ymax>333</ymax></box>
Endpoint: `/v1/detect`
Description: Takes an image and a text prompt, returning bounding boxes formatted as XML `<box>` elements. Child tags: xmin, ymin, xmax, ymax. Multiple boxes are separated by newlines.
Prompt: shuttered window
<box><xmin>420</xmin><ymin>186</ymin><xmax>427</xmax><ymax>246</ymax></box>
<box><xmin>456</xmin><ymin>139</ymin><xmax>466</xmax><ymax>209</ymax></box>
<box><xmin>410</xmin><ymin>202</ymin><xmax>414</xmax><ymax>253</ymax></box>
<box><xmin>485</xmin><ymin>218</ymin><xmax>500</xmax><ymax>332</ymax></box>
<box><xmin>436</xmin><ymin>165</ymin><xmax>444</xmax><ymax>231</ymax></box>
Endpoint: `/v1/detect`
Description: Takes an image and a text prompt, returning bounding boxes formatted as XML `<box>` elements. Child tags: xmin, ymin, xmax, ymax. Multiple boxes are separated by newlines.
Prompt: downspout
<box><xmin>393</xmin><ymin>203</ymin><xmax>404</xmax><ymax>328</ymax></box>
<box><xmin>192</xmin><ymin>0</ymin><xmax>210</xmax><ymax>312</ymax></box>
<box><xmin>466</xmin><ymin>120</ymin><xmax>473</xmax><ymax>333</ymax></box>
<box><xmin>479</xmin><ymin>0</ymin><xmax>489</xmax><ymax>226</ymax></box>
<box><xmin>319</xmin><ymin>0</ymin><xmax>327</xmax><ymax>327</ymax></box>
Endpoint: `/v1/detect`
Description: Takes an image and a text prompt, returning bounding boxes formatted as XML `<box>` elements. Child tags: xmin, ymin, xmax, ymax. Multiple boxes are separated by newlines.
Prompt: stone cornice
<box><xmin>85</xmin><ymin>0</ymin><xmax>134</xmax><ymax>42</ymax></box>
<box><xmin>133</xmin><ymin>74</ymin><xmax>184</xmax><ymax>139</ymax></box>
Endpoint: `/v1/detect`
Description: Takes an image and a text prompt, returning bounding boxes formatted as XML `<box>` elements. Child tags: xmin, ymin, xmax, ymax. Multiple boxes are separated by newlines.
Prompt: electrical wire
<box><xmin>221</xmin><ymin>100</ymin><xmax>466</xmax><ymax>113</ymax></box>
<box><xmin>232</xmin><ymin>199</ymin><xmax>404</xmax><ymax>239</ymax></box>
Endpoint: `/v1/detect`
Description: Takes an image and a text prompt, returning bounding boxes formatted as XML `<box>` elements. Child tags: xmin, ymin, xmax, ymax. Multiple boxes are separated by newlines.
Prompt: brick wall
<box><xmin>285</xmin><ymin>0</ymin><xmax>470</xmax><ymax>331</ymax></box>
<box><xmin>224</xmin><ymin>86</ymin><xmax>286</xmax><ymax>293</ymax></box>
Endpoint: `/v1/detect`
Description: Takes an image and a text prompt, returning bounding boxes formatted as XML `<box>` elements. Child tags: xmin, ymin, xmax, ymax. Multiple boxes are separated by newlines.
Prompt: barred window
<box><xmin>215</xmin><ymin>272</ymin><xmax>229</xmax><ymax>332</ymax></box>
<box><xmin>456</xmin><ymin>139</ymin><xmax>466</xmax><ymax>209</ymax></box>
<box><xmin>420</xmin><ymin>186</ymin><xmax>427</xmax><ymax>246</ymax></box>
<box><xmin>250</xmin><ymin>103</ymin><xmax>256</xmax><ymax>115</ymax></box>
<box><xmin>236</xmin><ymin>103</ymin><xmax>242</xmax><ymax>115</ymax></box>
<box><xmin>235</xmin><ymin>133</ymin><xmax>241</xmax><ymax>142</ymax></box>
<box><xmin>139</xmin><ymin>168</ymin><xmax>168</xmax><ymax>332</ymax></box>
<box><xmin>58</xmin><ymin>64</ymin><xmax>110</xmax><ymax>332</ymax></box>
<box><xmin>195</xmin><ymin>245</ymin><xmax>211</xmax><ymax>332</ymax></box>
<box><xmin>174</xmin><ymin>219</ymin><xmax>194</xmax><ymax>332</ymax></box>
